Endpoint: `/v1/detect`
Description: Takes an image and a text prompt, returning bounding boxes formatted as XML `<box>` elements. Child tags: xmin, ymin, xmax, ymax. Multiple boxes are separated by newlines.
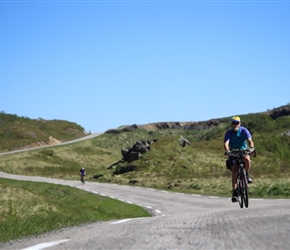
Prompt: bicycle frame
<box><xmin>229</xmin><ymin>149</ymin><xmax>250</xmax><ymax>208</ymax></box>
<box><xmin>80</xmin><ymin>175</ymin><xmax>85</xmax><ymax>184</ymax></box>
<box><xmin>237</xmin><ymin>159</ymin><xmax>248</xmax><ymax>208</ymax></box>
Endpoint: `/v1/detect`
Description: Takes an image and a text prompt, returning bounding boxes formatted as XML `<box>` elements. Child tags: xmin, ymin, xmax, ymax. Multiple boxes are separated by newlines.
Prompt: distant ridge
<box><xmin>106</xmin><ymin>104</ymin><xmax>290</xmax><ymax>133</ymax></box>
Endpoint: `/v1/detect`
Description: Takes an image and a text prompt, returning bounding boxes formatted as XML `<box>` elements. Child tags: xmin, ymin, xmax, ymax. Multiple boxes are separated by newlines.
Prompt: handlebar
<box><xmin>228</xmin><ymin>148</ymin><xmax>256</xmax><ymax>157</ymax></box>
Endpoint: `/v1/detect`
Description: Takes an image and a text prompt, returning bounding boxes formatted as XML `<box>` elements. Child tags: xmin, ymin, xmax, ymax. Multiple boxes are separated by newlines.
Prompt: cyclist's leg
<box><xmin>243</xmin><ymin>155</ymin><xmax>251</xmax><ymax>172</ymax></box>
<box><xmin>243</xmin><ymin>155</ymin><xmax>252</xmax><ymax>183</ymax></box>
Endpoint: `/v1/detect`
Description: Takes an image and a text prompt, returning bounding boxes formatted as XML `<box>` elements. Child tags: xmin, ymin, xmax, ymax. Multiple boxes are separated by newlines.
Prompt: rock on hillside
<box><xmin>105</xmin><ymin>120</ymin><xmax>227</xmax><ymax>133</ymax></box>
<box><xmin>105</xmin><ymin>104</ymin><xmax>290</xmax><ymax>133</ymax></box>
<box><xmin>266</xmin><ymin>105</ymin><xmax>290</xmax><ymax>119</ymax></box>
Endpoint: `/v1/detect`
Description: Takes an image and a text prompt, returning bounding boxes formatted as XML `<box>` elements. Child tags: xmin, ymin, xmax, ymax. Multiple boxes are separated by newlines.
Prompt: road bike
<box><xmin>80</xmin><ymin>175</ymin><xmax>85</xmax><ymax>184</ymax></box>
<box><xmin>229</xmin><ymin>149</ymin><xmax>256</xmax><ymax>208</ymax></box>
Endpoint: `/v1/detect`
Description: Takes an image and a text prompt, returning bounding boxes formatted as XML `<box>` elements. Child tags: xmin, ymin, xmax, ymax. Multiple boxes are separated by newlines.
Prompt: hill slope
<box><xmin>0</xmin><ymin>113</ymin><xmax>86</xmax><ymax>152</ymax></box>
<box><xmin>0</xmin><ymin>104</ymin><xmax>289</xmax><ymax>197</ymax></box>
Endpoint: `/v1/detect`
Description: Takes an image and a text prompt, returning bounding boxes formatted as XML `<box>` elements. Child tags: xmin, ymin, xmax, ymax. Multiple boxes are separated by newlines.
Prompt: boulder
<box><xmin>121</xmin><ymin>140</ymin><xmax>153</xmax><ymax>162</ymax></box>
<box><xmin>113</xmin><ymin>165</ymin><xmax>136</xmax><ymax>175</ymax></box>
<box><xmin>179</xmin><ymin>135</ymin><xmax>190</xmax><ymax>147</ymax></box>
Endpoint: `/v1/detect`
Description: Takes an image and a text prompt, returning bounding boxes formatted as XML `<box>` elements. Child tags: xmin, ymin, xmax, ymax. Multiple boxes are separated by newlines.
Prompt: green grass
<box><xmin>0</xmin><ymin>178</ymin><xmax>150</xmax><ymax>243</ymax></box>
<box><xmin>0</xmin><ymin>107</ymin><xmax>289</xmax><ymax>243</ymax></box>
<box><xmin>1</xmin><ymin>128</ymin><xmax>289</xmax><ymax>198</ymax></box>
<box><xmin>0</xmin><ymin>112</ymin><xmax>86</xmax><ymax>152</ymax></box>
<box><xmin>1</xmin><ymin>106</ymin><xmax>289</xmax><ymax>243</ymax></box>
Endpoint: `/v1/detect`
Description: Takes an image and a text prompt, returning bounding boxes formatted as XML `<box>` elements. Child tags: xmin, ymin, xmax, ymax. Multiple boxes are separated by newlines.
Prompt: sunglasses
<box><xmin>231</xmin><ymin>121</ymin><xmax>240</xmax><ymax>125</ymax></box>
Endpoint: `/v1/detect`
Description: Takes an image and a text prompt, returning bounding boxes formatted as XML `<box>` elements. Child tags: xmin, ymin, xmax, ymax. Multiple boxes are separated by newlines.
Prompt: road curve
<box><xmin>0</xmin><ymin>172</ymin><xmax>290</xmax><ymax>250</ymax></box>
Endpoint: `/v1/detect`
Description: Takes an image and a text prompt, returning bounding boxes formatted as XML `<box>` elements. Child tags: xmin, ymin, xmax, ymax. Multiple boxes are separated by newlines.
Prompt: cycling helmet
<box><xmin>231</xmin><ymin>116</ymin><xmax>241</xmax><ymax>131</ymax></box>
<box><xmin>231</xmin><ymin>116</ymin><xmax>241</xmax><ymax>124</ymax></box>
<box><xmin>82</xmin><ymin>167</ymin><xmax>84</xmax><ymax>170</ymax></box>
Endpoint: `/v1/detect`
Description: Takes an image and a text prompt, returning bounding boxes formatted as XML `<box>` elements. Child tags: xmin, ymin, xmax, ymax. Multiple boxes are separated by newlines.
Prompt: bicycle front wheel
<box><xmin>238</xmin><ymin>179</ymin><xmax>244</xmax><ymax>208</ymax></box>
<box><xmin>242</xmin><ymin>169</ymin><xmax>249</xmax><ymax>208</ymax></box>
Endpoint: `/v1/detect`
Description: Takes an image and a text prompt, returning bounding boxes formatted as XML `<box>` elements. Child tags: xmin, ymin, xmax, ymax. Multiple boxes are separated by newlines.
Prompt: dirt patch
<box><xmin>14</xmin><ymin>136</ymin><xmax>62</xmax><ymax>150</ymax></box>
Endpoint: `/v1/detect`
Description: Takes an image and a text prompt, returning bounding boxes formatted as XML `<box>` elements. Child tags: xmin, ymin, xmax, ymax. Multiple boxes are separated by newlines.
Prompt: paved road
<box><xmin>0</xmin><ymin>133</ymin><xmax>102</xmax><ymax>156</ymax></box>
<box><xmin>1</xmin><ymin>172</ymin><xmax>290</xmax><ymax>250</ymax></box>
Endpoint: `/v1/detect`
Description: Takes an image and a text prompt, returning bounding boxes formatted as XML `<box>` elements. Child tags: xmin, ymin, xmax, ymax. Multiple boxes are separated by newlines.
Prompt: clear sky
<box><xmin>1</xmin><ymin>0</ymin><xmax>289</xmax><ymax>133</ymax></box>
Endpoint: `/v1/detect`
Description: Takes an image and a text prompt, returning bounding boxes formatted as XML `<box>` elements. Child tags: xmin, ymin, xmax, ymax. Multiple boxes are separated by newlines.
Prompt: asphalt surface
<box><xmin>1</xmin><ymin>172</ymin><xmax>290</xmax><ymax>250</ymax></box>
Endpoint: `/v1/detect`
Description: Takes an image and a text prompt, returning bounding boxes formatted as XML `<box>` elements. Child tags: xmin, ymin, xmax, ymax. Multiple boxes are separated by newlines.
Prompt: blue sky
<box><xmin>1</xmin><ymin>0</ymin><xmax>289</xmax><ymax>132</ymax></box>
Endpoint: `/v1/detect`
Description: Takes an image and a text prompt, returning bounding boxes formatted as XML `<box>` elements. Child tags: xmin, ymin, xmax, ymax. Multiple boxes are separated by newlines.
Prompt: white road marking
<box><xmin>209</xmin><ymin>196</ymin><xmax>219</xmax><ymax>199</ymax></box>
<box><xmin>192</xmin><ymin>194</ymin><xmax>201</xmax><ymax>197</ymax></box>
<box><xmin>110</xmin><ymin>219</ymin><xmax>133</xmax><ymax>225</ymax></box>
<box><xmin>100</xmin><ymin>194</ymin><xmax>107</xmax><ymax>196</ymax></box>
<box><xmin>146</xmin><ymin>206</ymin><xmax>152</xmax><ymax>209</ymax></box>
<box><xmin>85</xmin><ymin>189</ymin><xmax>90</xmax><ymax>192</ymax></box>
<box><xmin>147</xmin><ymin>188</ymin><xmax>155</xmax><ymax>191</ymax></box>
<box><xmin>126</xmin><ymin>201</ymin><xmax>133</xmax><ymax>204</ymax></box>
<box><xmin>161</xmin><ymin>191</ymin><xmax>169</xmax><ymax>193</ymax></box>
<box><xmin>110</xmin><ymin>196</ymin><xmax>115</xmax><ymax>199</ymax></box>
<box><xmin>92</xmin><ymin>191</ymin><xmax>98</xmax><ymax>194</ymax></box>
<box><xmin>155</xmin><ymin>210</ymin><xmax>162</xmax><ymax>214</ymax></box>
<box><xmin>22</xmin><ymin>239</ymin><xmax>69</xmax><ymax>250</ymax></box>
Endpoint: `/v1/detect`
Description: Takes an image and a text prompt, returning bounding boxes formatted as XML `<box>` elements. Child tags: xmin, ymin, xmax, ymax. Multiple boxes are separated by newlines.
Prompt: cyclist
<box><xmin>224</xmin><ymin>116</ymin><xmax>255</xmax><ymax>202</ymax></box>
<box><xmin>79</xmin><ymin>167</ymin><xmax>86</xmax><ymax>182</ymax></box>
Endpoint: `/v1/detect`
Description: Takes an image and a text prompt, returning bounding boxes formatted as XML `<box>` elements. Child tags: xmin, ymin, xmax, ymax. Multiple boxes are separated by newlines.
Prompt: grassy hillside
<box><xmin>1</xmin><ymin>106</ymin><xmax>289</xmax><ymax>243</ymax></box>
<box><xmin>0</xmin><ymin>112</ymin><xmax>86</xmax><ymax>152</ymax></box>
<box><xmin>0</xmin><ymin>105</ymin><xmax>289</xmax><ymax>198</ymax></box>
<box><xmin>0</xmin><ymin>178</ymin><xmax>150</xmax><ymax>243</ymax></box>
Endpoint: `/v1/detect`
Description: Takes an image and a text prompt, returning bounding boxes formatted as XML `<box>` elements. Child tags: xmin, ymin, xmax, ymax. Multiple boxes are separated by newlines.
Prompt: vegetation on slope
<box><xmin>0</xmin><ymin>106</ymin><xmax>289</xmax><ymax>197</ymax></box>
<box><xmin>0</xmin><ymin>112</ymin><xmax>86</xmax><ymax>152</ymax></box>
<box><xmin>0</xmin><ymin>178</ymin><xmax>150</xmax><ymax>243</ymax></box>
<box><xmin>0</xmin><ymin>105</ymin><xmax>289</xmax><ymax>243</ymax></box>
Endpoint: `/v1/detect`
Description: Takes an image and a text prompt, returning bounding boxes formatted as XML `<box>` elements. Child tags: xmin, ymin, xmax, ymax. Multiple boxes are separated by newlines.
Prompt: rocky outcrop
<box><xmin>105</xmin><ymin>120</ymin><xmax>224</xmax><ymax>133</ymax></box>
<box><xmin>179</xmin><ymin>135</ymin><xmax>191</xmax><ymax>147</ymax></box>
<box><xmin>267</xmin><ymin>105</ymin><xmax>290</xmax><ymax>120</ymax></box>
<box><xmin>121</xmin><ymin>140</ymin><xmax>153</xmax><ymax>162</ymax></box>
<box><xmin>105</xmin><ymin>105</ymin><xmax>290</xmax><ymax>134</ymax></box>
<box><xmin>108</xmin><ymin>139</ymin><xmax>157</xmax><ymax>175</ymax></box>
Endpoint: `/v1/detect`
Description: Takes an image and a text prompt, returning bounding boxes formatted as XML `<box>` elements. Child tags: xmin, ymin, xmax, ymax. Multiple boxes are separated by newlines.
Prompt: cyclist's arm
<box><xmin>244</xmin><ymin>127</ymin><xmax>254</xmax><ymax>148</ymax></box>
<box><xmin>247</xmin><ymin>138</ymin><xmax>254</xmax><ymax>148</ymax></box>
<box><xmin>224</xmin><ymin>131</ymin><xmax>231</xmax><ymax>152</ymax></box>
<box><xmin>224</xmin><ymin>140</ymin><xmax>230</xmax><ymax>152</ymax></box>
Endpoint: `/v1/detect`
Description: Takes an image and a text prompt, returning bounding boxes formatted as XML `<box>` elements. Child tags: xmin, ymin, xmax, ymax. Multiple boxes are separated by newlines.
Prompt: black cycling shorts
<box><xmin>226</xmin><ymin>157</ymin><xmax>238</xmax><ymax>170</ymax></box>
